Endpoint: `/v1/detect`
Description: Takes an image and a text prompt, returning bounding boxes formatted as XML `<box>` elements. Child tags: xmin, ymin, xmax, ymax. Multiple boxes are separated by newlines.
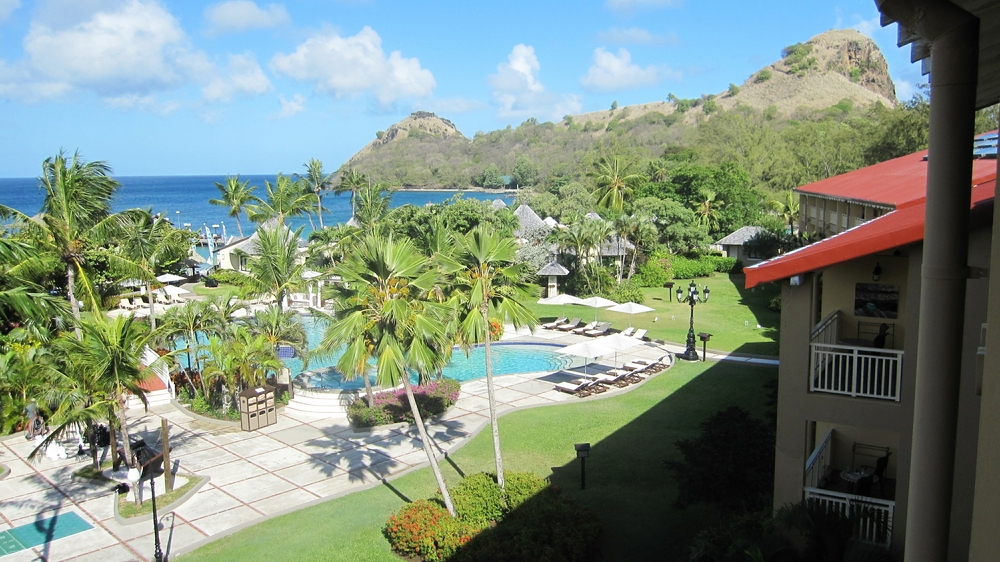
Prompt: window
<box><xmin>810</xmin><ymin>205</ymin><xmax>817</xmax><ymax>218</ymax></box>
<box><xmin>830</xmin><ymin>211</ymin><xmax>839</xmax><ymax>228</ymax></box>
<box><xmin>841</xmin><ymin>213</ymin><xmax>848</xmax><ymax>228</ymax></box>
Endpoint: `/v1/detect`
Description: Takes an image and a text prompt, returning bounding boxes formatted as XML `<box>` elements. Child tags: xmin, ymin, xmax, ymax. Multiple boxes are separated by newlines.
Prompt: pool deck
<box><xmin>0</xmin><ymin>328</ymin><xmax>777</xmax><ymax>561</ymax></box>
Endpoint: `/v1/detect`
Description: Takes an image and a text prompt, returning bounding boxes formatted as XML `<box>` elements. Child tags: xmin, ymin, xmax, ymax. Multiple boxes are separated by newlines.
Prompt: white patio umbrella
<box><xmin>154</xmin><ymin>285</ymin><xmax>190</xmax><ymax>297</ymax></box>
<box><xmin>156</xmin><ymin>273</ymin><xmax>186</xmax><ymax>284</ymax></box>
<box><xmin>538</xmin><ymin>293</ymin><xmax>584</xmax><ymax>305</ymax></box>
<box><xmin>558</xmin><ymin>339</ymin><xmax>615</xmax><ymax>376</ymax></box>
<box><xmin>595</xmin><ymin>332</ymin><xmax>644</xmax><ymax>367</ymax></box>
<box><xmin>575</xmin><ymin>296</ymin><xmax>618</xmax><ymax>322</ymax></box>
<box><xmin>606</xmin><ymin>301</ymin><xmax>655</xmax><ymax>328</ymax></box>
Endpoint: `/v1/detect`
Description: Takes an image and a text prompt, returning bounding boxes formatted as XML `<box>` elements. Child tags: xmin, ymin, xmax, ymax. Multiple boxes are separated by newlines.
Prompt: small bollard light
<box><xmin>697</xmin><ymin>332</ymin><xmax>713</xmax><ymax>362</ymax></box>
<box><xmin>575</xmin><ymin>443</ymin><xmax>591</xmax><ymax>489</ymax></box>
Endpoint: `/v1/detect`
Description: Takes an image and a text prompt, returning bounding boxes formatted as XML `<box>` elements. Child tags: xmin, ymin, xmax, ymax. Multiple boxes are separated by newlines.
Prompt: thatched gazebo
<box><xmin>537</xmin><ymin>261</ymin><xmax>570</xmax><ymax>298</ymax></box>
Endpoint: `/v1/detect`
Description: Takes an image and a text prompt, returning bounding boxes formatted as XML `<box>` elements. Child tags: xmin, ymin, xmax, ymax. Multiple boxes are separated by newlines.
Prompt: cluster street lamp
<box><xmin>676</xmin><ymin>280</ymin><xmax>710</xmax><ymax>361</ymax></box>
<box><xmin>127</xmin><ymin>466</ymin><xmax>164</xmax><ymax>562</ymax></box>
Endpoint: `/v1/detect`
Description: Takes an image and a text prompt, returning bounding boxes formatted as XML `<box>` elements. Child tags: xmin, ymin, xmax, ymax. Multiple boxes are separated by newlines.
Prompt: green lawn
<box><xmin>528</xmin><ymin>274</ymin><xmax>781</xmax><ymax>356</ymax></box>
<box><xmin>181</xmin><ymin>360</ymin><xmax>777</xmax><ymax>562</ymax></box>
<box><xmin>189</xmin><ymin>283</ymin><xmax>240</xmax><ymax>299</ymax></box>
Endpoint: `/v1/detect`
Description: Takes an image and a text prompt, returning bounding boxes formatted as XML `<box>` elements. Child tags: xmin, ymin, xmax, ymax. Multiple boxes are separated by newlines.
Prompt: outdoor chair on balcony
<box><xmin>863</xmin><ymin>454</ymin><xmax>891</xmax><ymax>498</ymax></box>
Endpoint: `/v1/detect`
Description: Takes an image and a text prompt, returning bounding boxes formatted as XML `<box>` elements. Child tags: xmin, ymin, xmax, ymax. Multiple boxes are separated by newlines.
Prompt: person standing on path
<box><xmin>24</xmin><ymin>399</ymin><xmax>46</xmax><ymax>440</ymax></box>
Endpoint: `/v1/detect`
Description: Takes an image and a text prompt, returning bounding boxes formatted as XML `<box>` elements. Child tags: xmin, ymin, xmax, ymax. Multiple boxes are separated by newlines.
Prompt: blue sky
<box><xmin>0</xmin><ymin>0</ymin><xmax>923</xmax><ymax>178</ymax></box>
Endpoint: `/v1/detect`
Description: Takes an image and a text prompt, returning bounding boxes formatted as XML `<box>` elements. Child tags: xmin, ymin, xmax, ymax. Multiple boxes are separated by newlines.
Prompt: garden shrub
<box><xmin>604</xmin><ymin>280</ymin><xmax>644</xmax><ymax>304</ymax></box>
<box><xmin>768</xmin><ymin>295</ymin><xmax>781</xmax><ymax>312</ymax></box>
<box><xmin>349</xmin><ymin>378</ymin><xmax>461</xmax><ymax>427</ymax></box>
<box><xmin>755</xmin><ymin>68</ymin><xmax>772</xmax><ymax>83</ymax></box>
<box><xmin>503</xmin><ymin>471</ymin><xmax>548</xmax><ymax>510</ymax></box>
<box><xmin>669</xmin><ymin>255</ymin><xmax>716</xmax><ymax>280</ymax></box>
<box><xmin>383</xmin><ymin>499</ymin><xmax>475</xmax><ymax>562</ymax></box>
<box><xmin>703</xmin><ymin>255</ymin><xmax>739</xmax><ymax>274</ymax></box>
<box><xmin>635</xmin><ymin>258</ymin><xmax>671</xmax><ymax>287</ymax></box>
<box><xmin>207</xmin><ymin>269</ymin><xmax>253</xmax><ymax>289</ymax></box>
<box><xmin>446</xmin><ymin>472</ymin><xmax>505</xmax><ymax>530</ymax></box>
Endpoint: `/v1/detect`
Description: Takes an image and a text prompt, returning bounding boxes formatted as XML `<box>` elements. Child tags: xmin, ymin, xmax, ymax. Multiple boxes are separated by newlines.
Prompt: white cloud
<box><xmin>202</xmin><ymin>52</ymin><xmax>272</xmax><ymax>102</ymax></box>
<box><xmin>21</xmin><ymin>0</ymin><xmax>210</xmax><ymax>96</ymax></box>
<box><xmin>270</xmin><ymin>26</ymin><xmax>435</xmax><ymax>105</ymax></box>
<box><xmin>204</xmin><ymin>1</ymin><xmax>289</xmax><ymax>35</ymax></box>
<box><xmin>488</xmin><ymin>44</ymin><xmax>581</xmax><ymax>121</ymax></box>
<box><xmin>605</xmin><ymin>0</ymin><xmax>683</xmax><ymax>11</ymax></box>
<box><xmin>104</xmin><ymin>93</ymin><xmax>179</xmax><ymax>114</ymax></box>
<box><xmin>421</xmin><ymin>96</ymin><xmax>488</xmax><ymax>114</ymax></box>
<box><xmin>895</xmin><ymin>80</ymin><xmax>914</xmax><ymax>101</ymax></box>
<box><xmin>0</xmin><ymin>0</ymin><xmax>20</xmax><ymax>23</ymax></box>
<box><xmin>580</xmin><ymin>47</ymin><xmax>678</xmax><ymax>92</ymax></box>
<box><xmin>851</xmin><ymin>15</ymin><xmax>880</xmax><ymax>38</ymax></box>
<box><xmin>277</xmin><ymin>93</ymin><xmax>304</xmax><ymax>118</ymax></box>
<box><xmin>597</xmin><ymin>27</ymin><xmax>679</xmax><ymax>46</ymax></box>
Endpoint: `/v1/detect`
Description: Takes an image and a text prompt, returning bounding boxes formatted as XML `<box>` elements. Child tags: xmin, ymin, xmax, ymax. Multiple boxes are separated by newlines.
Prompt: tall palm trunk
<box><xmin>402</xmin><ymin>376</ymin><xmax>456</xmax><ymax>516</ymax></box>
<box><xmin>362</xmin><ymin>368</ymin><xmax>375</xmax><ymax>407</ymax></box>
<box><xmin>482</xmin><ymin>304</ymin><xmax>506</xmax><ymax>492</ymax></box>
<box><xmin>67</xmin><ymin>265</ymin><xmax>82</xmax><ymax>338</ymax></box>
<box><xmin>317</xmin><ymin>195</ymin><xmax>325</xmax><ymax>230</ymax></box>
<box><xmin>146</xmin><ymin>282</ymin><xmax>157</xmax><ymax>330</ymax></box>
<box><xmin>235</xmin><ymin>214</ymin><xmax>245</xmax><ymax>238</ymax></box>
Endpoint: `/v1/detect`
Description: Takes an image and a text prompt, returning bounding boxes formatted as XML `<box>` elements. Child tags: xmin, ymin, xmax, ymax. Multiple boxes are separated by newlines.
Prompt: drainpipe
<box><xmin>875</xmin><ymin>1</ymin><xmax>979</xmax><ymax>559</ymax></box>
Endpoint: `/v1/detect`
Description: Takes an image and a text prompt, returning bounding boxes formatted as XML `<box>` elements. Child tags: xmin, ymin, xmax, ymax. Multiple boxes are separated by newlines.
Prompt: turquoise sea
<box><xmin>0</xmin><ymin>175</ymin><xmax>515</xmax><ymax>240</ymax></box>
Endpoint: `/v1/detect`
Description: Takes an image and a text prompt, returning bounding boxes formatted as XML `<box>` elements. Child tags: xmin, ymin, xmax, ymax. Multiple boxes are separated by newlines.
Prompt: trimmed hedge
<box><xmin>207</xmin><ymin>269</ymin><xmax>254</xmax><ymax>289</ymax></box>
<box><xmin>446</xmin><ymin>472</ymin><xmax>506</xmax><ymax>530</ymax></box>
<box><xmin>347</xmin><ymin>378</ymin><xmax>461</xmax><ymax>427</ymax></box>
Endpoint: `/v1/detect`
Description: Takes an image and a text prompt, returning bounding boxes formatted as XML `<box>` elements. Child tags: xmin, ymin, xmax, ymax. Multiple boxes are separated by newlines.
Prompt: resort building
<box><xmin>712</xmin><ymin>225</ymin><xmax>765</xmax><ymax>265</ymax></box>
<box><xmin>214</xmin><ymin>220</ymin><xmax>307</xmax><ymax>272</ymax></box>
<box><xmin>747</xmin><ymin>5</ymin><xmax>1000</xmax><ymax>559</ymax></box>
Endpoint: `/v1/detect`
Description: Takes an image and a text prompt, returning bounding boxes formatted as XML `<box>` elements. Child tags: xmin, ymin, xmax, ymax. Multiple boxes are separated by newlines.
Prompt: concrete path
<box><xmin>0</xmin><ymin>330</ymin><xmax>774</xmax><ymax>561</ymax></box>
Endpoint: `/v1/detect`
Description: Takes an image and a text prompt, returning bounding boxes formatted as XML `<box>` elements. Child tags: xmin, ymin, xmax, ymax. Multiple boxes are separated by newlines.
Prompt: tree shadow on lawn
<box><xmin>729</xmin><ymin>273</ymin><xmax>781</xmax><ymax>351</ymax></box>
<box><xmin>447</xmin><ymin>350</ymin><xmax>777</xmax><ymax>562</ymax></box>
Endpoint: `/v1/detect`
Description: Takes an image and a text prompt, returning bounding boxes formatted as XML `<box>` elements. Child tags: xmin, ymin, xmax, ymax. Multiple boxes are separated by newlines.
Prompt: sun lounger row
<box><xmin>554</xmin><ymin>353</ymin><xmax>673</xmax><ymax>397</ymax></box>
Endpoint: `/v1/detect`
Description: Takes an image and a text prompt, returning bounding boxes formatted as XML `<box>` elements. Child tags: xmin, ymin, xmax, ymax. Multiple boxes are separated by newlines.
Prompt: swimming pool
<box><xmin>291</xmin><ymin>317</ymin><xmax>577</xmax><ymax>391</ymax></box>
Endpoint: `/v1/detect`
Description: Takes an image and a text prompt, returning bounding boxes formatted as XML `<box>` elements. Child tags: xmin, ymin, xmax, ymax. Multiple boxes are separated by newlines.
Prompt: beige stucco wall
<box><xmin>820</xmin><ymin>253</ymin><xmax>910</xmax><ymax>348</ymax></box>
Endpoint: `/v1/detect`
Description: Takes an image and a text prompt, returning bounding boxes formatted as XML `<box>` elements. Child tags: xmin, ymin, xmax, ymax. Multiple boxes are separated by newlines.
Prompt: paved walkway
<box><xmin>0</xmin><ymin>330</ymin><xmax>775</xmax><ymax>561</ymax></box>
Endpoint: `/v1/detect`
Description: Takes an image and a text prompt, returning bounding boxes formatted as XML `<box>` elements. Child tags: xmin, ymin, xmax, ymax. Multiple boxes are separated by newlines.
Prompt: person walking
<box><xmin>24</xmin><ymin>399</ymin><xmax>46</xmax><ymax>440</ymax></box>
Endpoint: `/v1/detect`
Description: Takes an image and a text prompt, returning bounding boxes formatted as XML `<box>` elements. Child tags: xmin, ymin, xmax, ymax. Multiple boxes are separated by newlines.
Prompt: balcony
<box><xmin>809</xmin><ymin>312</ymin><xmax>903</xmax><ymax>401</ymax></box>
<box><xmin>803</xmin><ymin>429</ymin><xmax>895</xmax><ymax>546</ymax></box>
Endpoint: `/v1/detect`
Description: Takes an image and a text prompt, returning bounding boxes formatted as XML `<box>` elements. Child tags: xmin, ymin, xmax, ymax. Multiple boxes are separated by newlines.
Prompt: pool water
<box><xmin>291</xmin><ymin>316</ymin><xmax>577</xmax><ymax>390</ymax></box>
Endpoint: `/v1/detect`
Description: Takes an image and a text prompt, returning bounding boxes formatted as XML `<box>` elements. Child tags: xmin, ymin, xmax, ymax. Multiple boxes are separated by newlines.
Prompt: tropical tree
<box><xmin>209</xmin><ymin>175</ymin><xmax>260</xmax><ymax>238</ymax></box>
<box><xmin>769</xmin><ymin>191</ymin><xmax>800</xmax><ymax>234</ymax></box>
<box><xmin>202</xmin><ymin>326</ymin><xmax>282</xmax><ymax>413</ymax></box>
<box><xmin>1</xmin><ymin>151</ymin><xmax>122</xmax><ymax>329</ymax></box>
<box><xmin>160</xmin><ymin>300</ymin><xmax>211</xmax><ymax>394</ymax></box>
<box><xmin>298</xmin><ymin>159</ymin><xmax>335</xmax><ymax>230</ymax></box>
<box><xmin>242</xmin><ymin>224</ymin><xmax>305</xmax><ymax>312</ymax></box>
<box><xmin>115</xmin><ymin>211</ymin><xmax>187</xmax><ymax>330</ymax></box>
<box><xmin>335</xmin><ymin>168</ymin><xmax>368</xmax><ymax>218</ymax></box>
<box><xmin>246</xmin><ymin>174</ymin><xmax>315</xmax><ymax>226</ymax></box>
<box><xmin>693</xmin><ymin>188</ymin><xmax>725</xmax><ymax>235</ymax></box>
<box><xmin>590</xmin><ymin>157</ymin><xmax>646</xmax><ymax>214</ymax></box>
<box><xmin>0</xmin><ymin>237</ymin><xmax>66</xmax><ymax>328</ymax></box>
<box><xmin>0</xmin><ymin>328</ymin><xmax>59</xmax><ymax>434</ymax></box>
<box><xmin>353</xmin><ymin>180</ymin><xmax>395</xmax><ymax>231</ymax></box>
<box><xmin>449</xmin><ymin>225</ymin><xmax>538</xmax><ymax>492</ymax></box>
<box><xmin>247</xmin><ymin>306</ymin><xmax>310</xmax><ymax>373</ymax></box>
<box><xmin>41</xmin><ymin>315</ymin><xmax>162</xmax><ymax>470</ymax></box>
<box><xmin>319</xmin><ymin>233</ymin><xmax>457</xmax><ymax>515</ymax></box>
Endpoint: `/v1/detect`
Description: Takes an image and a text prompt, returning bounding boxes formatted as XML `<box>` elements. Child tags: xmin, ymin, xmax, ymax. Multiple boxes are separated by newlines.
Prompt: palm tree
<box><xmin>590</xmin><ymin>157</ymin><xmax>646</xmax><ymax>214</ymax></box>
<box><xmin>336</xmin><ymin>168</ymin><xmax>368</xmax><ymax>219</ymax></box>
<box><xmin>354</xmin><ymin>180</ymin><xmax>395</xmax><ymax>231</ymax></box>
<box><xmin>243</xmin><ymin>224</ymin><xmax>305</xmax><ymax>311</ymax></box>
<box><xmin>298</xmin><ymin>159</ymin><xmax>335</xmax><ymax>230</ymax></box>
<box><xmin>693</xmin><ymin>188</ymin><xmax>724</xmax><ymax>235</ymax></box>
<box><xmin>0</xmin><ymin>237</ymin><xmax>67</xmax><ymax>327</ymax></box>
<box><xmin>770</xmin><ymin>190</ymin><xmax>800</xmax><ymax>234</ymax></box>
<box><xmin>449</xmin><ymin>225</ymin><xmax>538</xmax><ymax>492</ymax></box>
<box><xmin>202</xmin><ymin>326</ymin><xmax>281</xmax><ymax>413</ymax></box>
<box><xmin>209</xmin><ymin>176</ymin><xmax>260</xmax><ymax>238</ymax></box>
<box><xmin>42</xmin><ymin>315</ymin><xmax>161</xmax><ymax>470</ymax></box>
<box><xmin>115</xmin><ymin>211</ymin><xmax>185</xmax><ymax>330</ymax></box>
<box><xmin>2</xmin><ymin>152</ymin><xmax>122</xmax><ymax>330</ymax></box>
<box><xmin>247</xmin><ymin>174</ymin><xmax>315</xmax><ymax>226</ymax></box>
<box><xmin>320</xmin><ymin>232</ymin><xmax>457</xmax><ymax>515</ymax></box>
<box><xmin>247</xmin><ymin>306</ymin><xmax>310</xmax><ymax>377</ymax></box>
<box><xmin>161</xmin><ymin>300</ymin><xmax>211</xmax><ymax>395</ymax></box>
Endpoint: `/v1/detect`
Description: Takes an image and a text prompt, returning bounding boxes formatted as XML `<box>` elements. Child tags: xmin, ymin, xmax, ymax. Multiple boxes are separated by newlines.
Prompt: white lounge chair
<box><xmin>118</xmin><ymin>298</ymin><xmax>135</xmax><ymax>311</ymax></box>
<box><xmin>620</xmin><ymin>327</ymin><xmax>634</xmax><ymax>336</ymax></box>
<box><xmin>541</xmin><ymin>316</ymin><xmax>568</xmax><ymax>329</ymax></box>
<box><xmin>632</xmin><ymin>328</ymin><xmax>647</xmax><ymax>340</ymax></box>
<box><xmin>557</xmin><ymin>318</ymin><xmax>582</xmax><ymax>331</ymax></box>
<box><xmin>571</xmin><ymin>321</ymin><xmax>597</xmax><ymax>335</ymax></box>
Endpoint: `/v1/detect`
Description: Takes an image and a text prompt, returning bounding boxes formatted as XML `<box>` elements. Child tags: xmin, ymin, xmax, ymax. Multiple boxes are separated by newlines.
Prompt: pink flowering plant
<box><xmin>348</xmin><ymin>377</ymin><xmax>461</xmax><ymax>427</ymax></box>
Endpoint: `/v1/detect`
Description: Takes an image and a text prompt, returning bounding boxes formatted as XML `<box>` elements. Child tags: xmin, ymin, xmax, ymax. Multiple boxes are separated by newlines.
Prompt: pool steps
<box><xmin>285</xmin><ymin>388</ymin><xmax>355</xmax><ymax>416</ymax></box>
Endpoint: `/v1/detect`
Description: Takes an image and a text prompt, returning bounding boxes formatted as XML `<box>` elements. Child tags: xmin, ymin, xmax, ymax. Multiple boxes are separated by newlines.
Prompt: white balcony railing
<box><xmin>804</xmin><ymin>428</ymin><xmax>834</xmax><ymax>489</ymax></box>
<box><xmin>804</xmin><ymin>487</ymin><xmax>895</xmax><ymax>546</ymax></box>
<box><xmin>810</xmin><ymin>343</ymin><xmax>903</xmax><ymax>401</ymax></box>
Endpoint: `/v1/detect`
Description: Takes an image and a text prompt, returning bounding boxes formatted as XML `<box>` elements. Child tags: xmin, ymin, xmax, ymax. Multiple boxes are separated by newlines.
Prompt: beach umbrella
<box><xmin>155</xmin><ymin>285</ymin><xmax>190</xmax><ymax>297</ymax></box>
<box><xmin>606</xmin><ymin>301</ymin><xmax>655</xmax><ymax>328</ymax></box>
<box><xmin>156</xmin><ymin>273</ymin><xmax>186</xmax><ymax>284</ymax></box>
<box><xmin>575</xmin><ymin>296</ymin><xmax>618</xmax><ymax>322</ymax></box>
<box><xmin>595</xmin><ymin>332</ymin><xmax>643</xmax><ymax>367</ymax></box>
<box><xmin>538</xmin><ymin>293</ymin><xmax>583</xmax><ymax>305</ymax></box>
<box><xmin>558</xmin><ymin>339</ymin><xmax>615</xmax><ymax>376</ymax></box>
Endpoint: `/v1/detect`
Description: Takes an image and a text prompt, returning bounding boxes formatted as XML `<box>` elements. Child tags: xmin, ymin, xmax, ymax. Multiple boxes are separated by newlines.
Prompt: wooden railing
<box><xmin>811</xmin><ymin>311</ymin><xmax>840</xmax><ymax>345</ymax></box>
<box><xmin>810</xmin><ymin>343</ymin><xmax>903</xmax><ymax>401</ymax></box>
<box><xmin>803</xmin><ymin>487</ymin><xmax>895</xmax><ymax>546</ymax></box>
<box><xmin>804</xmin><ymin>428</ymin><xmax>834</xmax><ymax>489</ymax></box>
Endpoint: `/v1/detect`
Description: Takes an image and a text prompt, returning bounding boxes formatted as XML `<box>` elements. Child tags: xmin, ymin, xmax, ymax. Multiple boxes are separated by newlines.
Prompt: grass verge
<box><xmin>118</xmin><ymin>476</ymin><xmax>203</xmax><ymax>519</ymax></box>
<box><xmin>182</xmin><ymin>359</ymin><xmax>777</xmax><ymax>562</ymax></box>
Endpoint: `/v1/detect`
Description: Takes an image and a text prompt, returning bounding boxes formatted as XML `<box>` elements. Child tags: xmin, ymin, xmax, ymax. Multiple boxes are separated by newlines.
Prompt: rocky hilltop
<box><xmin>339</xmin><ymin>29</ymin><xmax>898</xmax><ymax>188</ymax></box>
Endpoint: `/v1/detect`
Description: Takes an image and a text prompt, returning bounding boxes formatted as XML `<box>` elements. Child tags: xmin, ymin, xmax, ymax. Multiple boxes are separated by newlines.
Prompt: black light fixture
<box><xmin>575</xmin><ymin>443</ymin><xmax>590</xmax><ymax>490</ymax></box>
<box><xmin>873</xmin><ymin>263</ymin><xmax>882</xmax><ymax>282</ymax></box>
<box><xmin>677</xmin><ymin>281</ymin><xmax>710</xmax><ymax>361</ymax></box>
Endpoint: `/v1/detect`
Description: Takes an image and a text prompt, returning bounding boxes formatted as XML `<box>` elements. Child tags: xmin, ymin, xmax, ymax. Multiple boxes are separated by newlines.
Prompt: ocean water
<box><xmin>0</xmin><ymin>175</ymin><xmax>515</xmax><ymax>239</ymax></box>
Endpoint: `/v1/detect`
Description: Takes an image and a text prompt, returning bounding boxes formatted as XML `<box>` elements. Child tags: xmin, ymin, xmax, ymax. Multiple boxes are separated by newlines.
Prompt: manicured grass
<box><xmin>118</xmin><ymin>476</ymin><xmax>203</xmax><ymax>518</ymax></box>
<box><xmin>189</xmin><ymin>283</ymin><xmax>240</xmax><ymax>298</ymax></box>
<box><xmin>181</xmin><ymin>360</ymin><xmax>776</xmax><ymax>562</ymax></box>
<box><xmin>528</xmin><ymin>274</ymin><xmax>781</xmax><ymax>356</ymax></box>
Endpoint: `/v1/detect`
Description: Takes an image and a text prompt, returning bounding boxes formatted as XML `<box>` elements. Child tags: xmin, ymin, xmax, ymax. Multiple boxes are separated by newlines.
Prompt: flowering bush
<box><xmin>383</xmin><ymin>500</ymin><xmax>475</xmax><ymax>562</ymax></box>
<box><xmin>348</xmin><ymin>378</ymin><xmax>461</xmax><ymax>427</ymax></box>
<box><xmin>488</xmin><ymin>318</ymin><xmax>504</xmax><ymax>340</ymax></box>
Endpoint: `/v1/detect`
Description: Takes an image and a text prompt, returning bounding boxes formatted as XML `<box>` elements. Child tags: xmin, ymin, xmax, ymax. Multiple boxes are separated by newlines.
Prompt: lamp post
<box><xmin>676</xmin><ymin>281</ymin><xmax>710</xmax><ymax>361</ymax></box>
<box><xmin>150</xmin><ymin>476</ymin><xmax>164</xmax><ymax>562</ymax></box>
<box><xmin>575</xmin><ymin>443</ymin><xmax>591</xmax><ymax>490</ymax></box>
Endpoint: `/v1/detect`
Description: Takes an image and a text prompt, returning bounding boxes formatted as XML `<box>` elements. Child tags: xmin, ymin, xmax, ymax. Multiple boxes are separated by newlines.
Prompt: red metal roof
<box><xmin>745</xmin><ymin>178</ymin><xmax>996</xmax><ymax>289</ymax></box>
<box><xmin>796</xmin><ymin>151</ymin><xmax>997</xmax><ymax>208</ymax></box>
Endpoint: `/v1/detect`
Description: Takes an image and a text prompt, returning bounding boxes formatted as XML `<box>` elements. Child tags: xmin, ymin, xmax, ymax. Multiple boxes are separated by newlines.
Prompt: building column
<box><xmin>891</xmin><ymin>3</ymin><xmax>979</xmax><ymax>559</ymax></box>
